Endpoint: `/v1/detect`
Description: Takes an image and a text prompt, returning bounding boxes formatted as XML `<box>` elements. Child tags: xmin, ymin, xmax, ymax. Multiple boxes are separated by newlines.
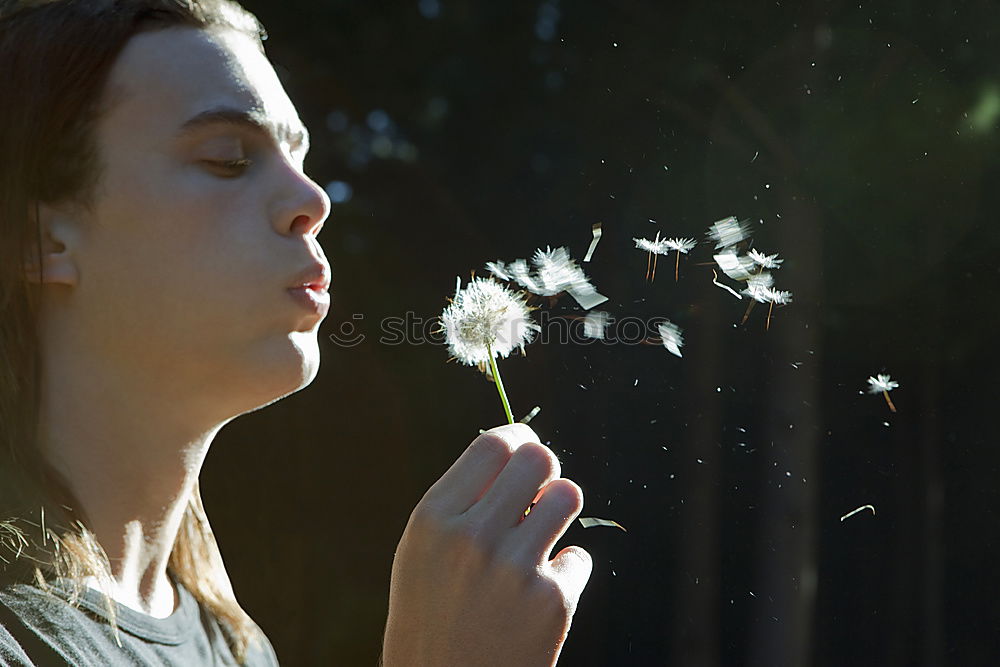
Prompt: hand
<box><xmin>381</xmin><ymin>423</ymin><xmax>592</xmax><ymax>667</ymax></box>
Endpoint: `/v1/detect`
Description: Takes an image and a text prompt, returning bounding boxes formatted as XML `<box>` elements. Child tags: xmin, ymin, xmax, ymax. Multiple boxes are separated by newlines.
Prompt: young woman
<box><xmin>0</xmin><ymin>1</ymin><xmax>591</xmax><ymax>665</ymax></box>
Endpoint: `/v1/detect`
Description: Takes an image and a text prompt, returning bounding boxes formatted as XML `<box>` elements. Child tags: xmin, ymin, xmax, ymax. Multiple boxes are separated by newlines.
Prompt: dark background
<box><xmin>201</xmin><ymin>1</ymin><xmax>1000</xmax><ymax>665</ymax></box>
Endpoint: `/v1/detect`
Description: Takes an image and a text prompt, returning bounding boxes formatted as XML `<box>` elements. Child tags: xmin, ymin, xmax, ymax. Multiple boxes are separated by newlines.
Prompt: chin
<box><xmin>235</xmin><ymin>331</ymin><xmax>323</xmax><ymax>415</ymax></box>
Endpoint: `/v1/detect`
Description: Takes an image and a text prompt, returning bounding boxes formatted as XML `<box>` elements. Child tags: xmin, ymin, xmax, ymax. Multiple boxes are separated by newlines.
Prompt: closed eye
<box><xmin>201</xmin><ymin>158</ymin><xmax>253</xmax><ymax>177</ymax></box>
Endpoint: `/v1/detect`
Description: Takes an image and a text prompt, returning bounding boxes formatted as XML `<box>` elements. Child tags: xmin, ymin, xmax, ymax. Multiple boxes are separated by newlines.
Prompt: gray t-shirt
<box><xmin>0</xmin><ymin>578</ymin><xmax>278</xmax><ymax>666</ymax></box>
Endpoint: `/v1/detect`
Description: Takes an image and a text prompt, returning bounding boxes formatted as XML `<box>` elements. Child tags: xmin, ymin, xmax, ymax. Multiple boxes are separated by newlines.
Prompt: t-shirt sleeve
<box><xmin>0</xmin><ymin>622</ymin><xmax>33</xmax><ymax>667</ymax></box>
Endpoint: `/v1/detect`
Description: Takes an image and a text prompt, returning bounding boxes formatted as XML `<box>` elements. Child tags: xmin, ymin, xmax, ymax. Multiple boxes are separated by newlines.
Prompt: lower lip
<box><xmin>286</xmin><ymin>286</ymin><xmax>330</xmax><ymax>318</ymax></box>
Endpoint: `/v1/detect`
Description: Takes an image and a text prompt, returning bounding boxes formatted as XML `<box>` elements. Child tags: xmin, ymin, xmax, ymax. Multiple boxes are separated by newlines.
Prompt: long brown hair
<box><xmin>0</xmin><ymin>1</ymin><xmax>271</xmax><ymax>662</ymax></box>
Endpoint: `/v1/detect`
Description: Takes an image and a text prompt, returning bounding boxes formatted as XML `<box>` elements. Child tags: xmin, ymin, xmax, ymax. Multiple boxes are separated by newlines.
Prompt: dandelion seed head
<box><xmin>657</xmin><ymin>320</ymin><xmax>684</xmax><ymax>357</ymax></box>
<box><xmin>440</xmin><ymin>278</ymin><xmax>539</xmax><ymax>367</ymax></box>
<box><xmin>748</xmin><ymin>248</ymin><xmax>784</xmax><ymax>269</ymax></box>
<box><xmin>867</xmin><ymin>374</ymin><xmax>899</xmax><ymax>394</ymax></box>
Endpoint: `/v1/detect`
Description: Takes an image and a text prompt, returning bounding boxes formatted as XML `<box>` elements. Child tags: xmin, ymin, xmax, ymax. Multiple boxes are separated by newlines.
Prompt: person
<box><xmin>0</xmin><ymin>1</ymin><xmax>592</xmax><ymax>665</ymax></box>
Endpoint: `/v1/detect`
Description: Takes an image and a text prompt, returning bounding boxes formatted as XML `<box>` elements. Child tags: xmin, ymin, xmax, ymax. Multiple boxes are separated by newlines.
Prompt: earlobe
<box><xmin>22</xmin><ymin>203</ymin><xmax>81</xmax><ymax>287</ymax></box>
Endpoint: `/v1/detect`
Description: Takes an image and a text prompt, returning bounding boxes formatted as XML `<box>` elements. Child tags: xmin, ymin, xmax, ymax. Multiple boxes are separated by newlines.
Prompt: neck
<box><xmin>37</xmin><ymin>343</ymin><xmax>231</xmax><ymax>619</ymax></box>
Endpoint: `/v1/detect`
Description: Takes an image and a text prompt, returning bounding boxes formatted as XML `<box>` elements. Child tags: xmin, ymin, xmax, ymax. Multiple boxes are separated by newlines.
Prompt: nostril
<box><xmin>290</xmin><ymin>214</ymin><xmax>314</xmax><ymax>236</ymax></box>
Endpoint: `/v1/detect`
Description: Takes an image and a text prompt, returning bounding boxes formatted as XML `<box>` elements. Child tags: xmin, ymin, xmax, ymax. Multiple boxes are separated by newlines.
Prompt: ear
<box><xmin>22</xmin><ymin>202</ymin><xmax>82</xmax><ymax>287</ymax></box>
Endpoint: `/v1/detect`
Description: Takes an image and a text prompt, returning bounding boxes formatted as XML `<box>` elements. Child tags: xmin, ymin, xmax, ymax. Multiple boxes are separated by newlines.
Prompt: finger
<box><xmin>420</xmin><ymin>423</ymin><xmax>540</xmax><ymax>515</ymax></box>
<box><xmin>548</xmin><ymin>545</ymin><xmax>592</xmax><ymax>611</ymax></box>
<box><xmin>470</xmin><ymin>441</ymin><xmax>561</xmax><ymax>528</ymax></box>
<box><xmin>508</xmin><ymin>478</ymin><xmax>584</xmax><ymax>565</ymax></box>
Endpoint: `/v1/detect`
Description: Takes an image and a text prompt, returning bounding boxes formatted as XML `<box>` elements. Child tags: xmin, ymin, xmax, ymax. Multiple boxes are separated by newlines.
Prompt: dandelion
<box><xmin>706</xmin><ymin>215</ymin><xmax>752</xmax><ymax>249</ymax></box>
<box><xmin>633</xmin><ymin>232</ymin><xmax>671</xmax><ymax>281</ymax></box>
<box><xmin>662</xmin><ymin>237</ymin><xmax>697</xmax><ymax>281</ymax></box>
<box><xmin>866</xmin><ymin>373</ymin><xmax>899</xmax><ymax>413</ymax></box>
<box><xmin>657</xmin><ymin>319</ymin><xmax>684</xmax><ymax>357</ymax></box>
<box><xmin>440</xmin><ymin>277</ymin><xmax>540</xmax><ymax>423</ymax></box>
<box><xmin>748</xmin><ymin>248</ymin><xmax>783</xmax><ymax>270</ymax></box>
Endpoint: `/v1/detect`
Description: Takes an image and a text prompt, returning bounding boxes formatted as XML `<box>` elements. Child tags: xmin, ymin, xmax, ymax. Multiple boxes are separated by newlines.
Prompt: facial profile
<box><xmin>37</xmin><ymin>24</ymin><xmax>332</xmax><ymax>420</ymax></box>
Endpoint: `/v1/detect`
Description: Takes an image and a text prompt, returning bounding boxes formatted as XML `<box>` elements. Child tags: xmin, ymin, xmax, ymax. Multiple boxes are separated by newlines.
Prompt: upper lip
<box><xmin>289</xmin><ymin>262</ymin><xmax>331</xmax><ymax>291</ymax></box>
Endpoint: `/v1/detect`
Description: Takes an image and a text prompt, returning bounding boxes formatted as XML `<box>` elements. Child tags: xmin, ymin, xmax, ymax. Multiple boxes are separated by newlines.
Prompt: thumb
<box><xmin>549</xmin><ymin>545</ymin><xmax>593</xmax><ymax>610</ymax></box>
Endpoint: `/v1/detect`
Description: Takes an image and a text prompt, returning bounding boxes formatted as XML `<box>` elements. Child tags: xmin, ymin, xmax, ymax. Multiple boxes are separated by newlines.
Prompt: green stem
<box><xmin>486</xmin><ymin>343</ymin><xmax>515</xmax><ymax>424</ymax></box>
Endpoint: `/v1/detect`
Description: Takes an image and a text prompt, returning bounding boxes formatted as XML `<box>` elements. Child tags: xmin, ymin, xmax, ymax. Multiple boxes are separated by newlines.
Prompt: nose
<box><xmin>274</xmin><ymin>164</ymin><xmax>331</xmax><ymax>237</ymax></box>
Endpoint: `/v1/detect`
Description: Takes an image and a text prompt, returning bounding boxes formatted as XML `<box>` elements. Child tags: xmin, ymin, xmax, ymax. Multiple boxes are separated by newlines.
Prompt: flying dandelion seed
<box><xmin>840</xmin><ymin>504</ymin><xmax>875</xmax><ymax>522</ymax></box>
<box><xmin>579</xmin><ymin>517</ymin><xmax>627</xmax><ymax>531</ymax></box>
<box><xmin>485</xmin><ymin>260</ymin><xmax>512</xmax><ymax>282</ymax></box>
<box><xmin>662</xmin><ymin>237</ymin><xmax>697</xmax><ymax>281</ymax></box>
<box><xmin>763</xmin><ymin>288</ymin><xmax>792</xmax><ymax>330</ymax></box>
<box><xmin>714</xmin><ymin>251</ymin><xmax>757</xmax><ymax>281</ymax></box>
<box><xmin>739</xmin><ymin>274</ymin><xmax>791</xmax><ymax>329</ymax></box>
<box><xmin>866</xmin><ymin>373</ymin><xmax>899</xmax><ymax>413</ymax></box>
<box><xmin>633</xmin><ymin>232</ymin><xmax>672</xmax><ymax>281</ymax></box>
<box><xmin>583</xmin><ymin>310</ymin><xmax>610</xmax><ymax>339</ymax></box>
<box><xmin>487</xmin><ymin>246</ymin><xmax>607</xmax><ymax>309</ymax></box>
<box><xmin>657</xmin><ymin>320</ymin><xmax>684</xmax><ymax>357</ymax></box>
<box><xmin>740</xmin><ymin>272</ymin><xmax>774</xmax><ymax>324</ymax></box>
<box><xmin>583</xmin><ymin>222</ymin><xmax>603</xmax><ymax>262</ymax></box>
<box><xmin>748</xmin><ymin>248</ymin><xmax>784</xmax><ymax>270</ymax></box>
<box><xmin>706</xmin><ymin>215</ymin><xmax>752</xmax><ymax>249</ymax></box>
<box><xmin>741</xmin><ymin>272</ymin><xmax>775</xmax><ymax>303</ymax></box>
<box><xmin>711</xmin><ymin>269</ymin><xmax>743</xmax><ymax>299</ymax></box>
<box><xmin>440</xmin><ymin>277</ymin><xmax>540</xmax><ymax>423</ymax></box>
<box><xmin>504</xmin><ymin>258</ymin><xmax>542</xmax><ymax>294</ymax></box>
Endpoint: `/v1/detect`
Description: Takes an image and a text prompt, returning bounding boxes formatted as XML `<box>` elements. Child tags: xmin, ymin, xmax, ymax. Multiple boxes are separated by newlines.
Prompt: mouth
<box><xmin>287</xmin><ymin>284</ymin><xmax>330</xmax><ymax>318</ymax></box>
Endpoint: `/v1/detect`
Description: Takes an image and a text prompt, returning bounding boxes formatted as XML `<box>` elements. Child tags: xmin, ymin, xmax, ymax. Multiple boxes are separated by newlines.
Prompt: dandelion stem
<box><xmin>740</xmin><ymin>300</ymin><xmax>756</xmax><ymax>325</ymax></box>
<box><xmin>651</xmin><ymin>253</ymin><xmax>658</xmax><ymax>282</ymax></box>
<box><xmin>486</xmin><ymin>342</ymin><xmax>515</xmax><ymax>424</ymax></box>
<box><xmin>645</xmin><ymin>252</ymin><xmax>652</xmax><ymax>281</ymax></box>
<box><xmin>882</xmin><ymin>390</ymin><xmax>897</xmax><ymax>413</ymax></box>
<box><xmin>766</xmin><ymin>300</ymin><xmax>774</xmax><ymax>331</ymax></box>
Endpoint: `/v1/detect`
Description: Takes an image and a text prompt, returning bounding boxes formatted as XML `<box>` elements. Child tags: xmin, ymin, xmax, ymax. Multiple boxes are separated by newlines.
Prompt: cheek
<box><xmin>83</xmin><ymin>197</ymin><xmax>269</xmax><ymax>325</ymax></box>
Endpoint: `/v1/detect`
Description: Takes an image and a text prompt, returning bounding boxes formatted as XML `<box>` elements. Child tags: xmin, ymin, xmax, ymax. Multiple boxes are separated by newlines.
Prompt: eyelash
<box><xmin>202</xmin><ymin>158</ymin><xmax>252</xmax><ymax>176</ymax></box>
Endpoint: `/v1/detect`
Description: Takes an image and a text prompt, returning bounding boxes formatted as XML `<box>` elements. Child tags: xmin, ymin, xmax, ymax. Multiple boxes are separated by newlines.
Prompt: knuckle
<box><xmin>408</xmin><ymin>511</ymin><xmax>494</xmax><ymax>568</ymax></box>
<box><xmin>515</xmin><ymin>442</ymin><xmax>561</xmax><ymax>481</ymax></box>
<box><xmin>548</xmin><ymin>478</ymin><xmax>584</xmax><ymax>513</ymax></box>
<box><xmin>469</xmin><ymin>431</ymin><xmax>517</xmax><ymax>462</ymax></box>
<box><xmin>408</xmin><ymin>500</ymin><xmax>444</xmax><ymax>532</ymax></box>
<box><xmin>530</xmin><ymin>576</ymin><xmax>574</xmax><ymax>621</ymax></box>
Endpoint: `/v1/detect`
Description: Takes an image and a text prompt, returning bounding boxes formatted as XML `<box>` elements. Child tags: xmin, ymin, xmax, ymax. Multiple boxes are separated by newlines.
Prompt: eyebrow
<box><xmin>176</xmin><ymin>106</ymin><xmax>309</xmax><ymax>153</ymax></box>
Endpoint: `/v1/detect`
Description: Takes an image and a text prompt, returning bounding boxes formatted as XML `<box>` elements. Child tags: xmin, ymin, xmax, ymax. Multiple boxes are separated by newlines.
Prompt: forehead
<box><xmin>99</xmin><ymin>26</ymin><xmax>305</xmax><ymax>148</ymax></box>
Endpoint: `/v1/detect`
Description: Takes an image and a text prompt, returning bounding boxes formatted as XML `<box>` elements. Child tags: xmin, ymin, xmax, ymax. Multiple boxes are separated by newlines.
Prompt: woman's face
<box><xmin>62</xmin><ymin>26</ymin><xmax>331</xmax><ymax>416</ymax></box>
